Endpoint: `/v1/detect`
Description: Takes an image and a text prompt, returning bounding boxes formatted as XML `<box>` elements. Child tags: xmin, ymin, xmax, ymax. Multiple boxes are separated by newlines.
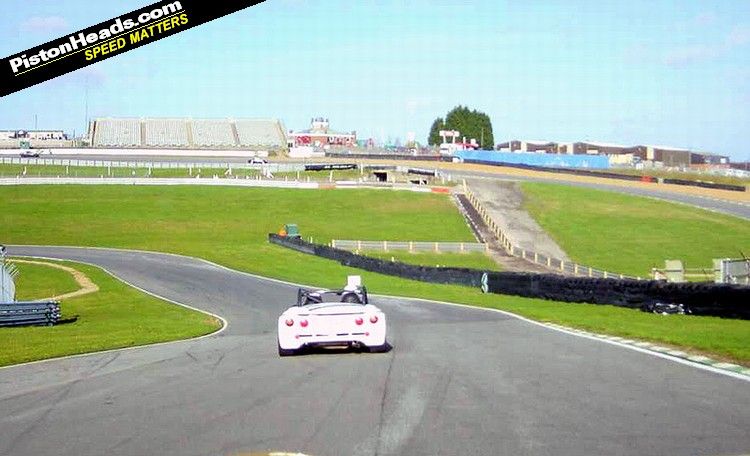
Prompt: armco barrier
<box><xmin>0</xmin><ymin>301</ymin><xmax>61</xmax><ymax>327</ymax></box>
<box><xmin>483</xmin><ymin>272</ymin><xmax>750</xmax><ymax>319</ymax></box>
<box><xmin>270</xmin><ymin>234</ymin><xmax>750</xmax><ymax>319</ymax></box>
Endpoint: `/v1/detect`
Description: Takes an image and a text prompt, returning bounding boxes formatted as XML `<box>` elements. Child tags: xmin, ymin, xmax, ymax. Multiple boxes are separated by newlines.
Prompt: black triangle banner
<box><xmin>1</xmin><ymin>0</ymin><xmax>264</xmax><ymax>97</ymax></box>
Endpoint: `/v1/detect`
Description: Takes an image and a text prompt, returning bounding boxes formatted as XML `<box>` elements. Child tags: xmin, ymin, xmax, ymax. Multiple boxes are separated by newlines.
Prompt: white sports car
<box><xmin>277</xmin><ymin>276</ymin><xmax>388</xmax><ymax>356</ymax></box>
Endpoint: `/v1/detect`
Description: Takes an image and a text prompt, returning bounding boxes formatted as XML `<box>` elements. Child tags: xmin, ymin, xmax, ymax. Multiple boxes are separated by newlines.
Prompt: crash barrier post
<box><xmin>482</xmin><ymin>271</ymin><xmax>750</xmax><ymax>320</ymax></box>
<box><xmin>270</xmin><ymin>234</ymin><xmax>750</xmax><ymax>319</ymax></box>
<box><xmin>0</xmin><ymin>301</ymin><xmax>61</xmax><ymax>327</ymax></box>
<box><xmin>330</xmin><ymin>240</ymin><xmax>488</xmax><ymax>254</ymax></box>
<box><xmin>462</xmin><ymin>187</ymin><xmax>641</xmax><ymax>280</ymax></box>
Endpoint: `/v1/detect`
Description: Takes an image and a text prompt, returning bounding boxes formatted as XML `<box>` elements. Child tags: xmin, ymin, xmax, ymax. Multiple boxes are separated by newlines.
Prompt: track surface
<box><xmin>2</xmin><ymin>246</ymin><xmax>749</xmax><ymax>456</ymax></box>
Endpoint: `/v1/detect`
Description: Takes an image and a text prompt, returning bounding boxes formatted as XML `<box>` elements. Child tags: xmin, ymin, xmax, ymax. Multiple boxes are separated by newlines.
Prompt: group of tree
<box><xmin>427</xmin><ymin>105</ymin><xmax>494</xmax><ymax>150</ymax></box>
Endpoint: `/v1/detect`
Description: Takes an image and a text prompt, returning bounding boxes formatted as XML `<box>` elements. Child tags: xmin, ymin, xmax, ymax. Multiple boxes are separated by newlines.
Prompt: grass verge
<box><xmin>0</xmin><ymin>259</ymin><xmax>221</xmax><ymax>367</ymax></box>
<box><xmin>520</xmin><ymin>182</ymin><xmax>750</xmax><ymax>277</ymax></box>
<box><xmin>12</xmin><ymin>260</ymin><xmax>80</xmax><ymax>300</ymax></box>
<box><xmin>1</xmin><ymin>185</ymin><xmax>748</xmax><ymax>365</ymax></box>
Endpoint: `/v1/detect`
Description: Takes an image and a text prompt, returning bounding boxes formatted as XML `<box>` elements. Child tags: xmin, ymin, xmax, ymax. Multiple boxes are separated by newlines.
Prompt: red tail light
<box><xmin>355</xmin><ymin>317</ymin><xmax>364</xmax><ymax>325</ymax></box>
<box><xmin>300</xmin><ymin>319</ymin><xmax>309</xmax><ymax>327</ymax></box>
<box><xmin>285</xmin><ymin>319</ymin><xmax>294</xmax><ymax>327</ymax></box>
<box><xmin>369</xmin><ymin>315</ymin><xmax>379</xmax><ymax>324</ymax></box>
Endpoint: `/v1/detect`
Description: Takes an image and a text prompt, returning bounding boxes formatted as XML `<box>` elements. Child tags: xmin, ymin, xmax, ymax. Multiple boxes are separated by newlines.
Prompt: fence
<box><xmin>0</xmin><ymin>301</ymin><xmax>61</xmax><ymax>327</ymax></box>
<box><xmin>270</xmin><ymin>234</ymin><xmax>750</xmax><ymax>319</ymax></box>
<box><xmin>1</xmin><ymin>248</ymin><xmax>16</xmax><ymax>303</ymax></box>
<box><xmin>0</xmin><ymin>156</ymin><xmax>304</xmax><ymax>173</ymax></box>
<box><xmin>462</xmin><ymin>182</ymin><xmax>641</xmax><ymax>280</ymax></box>
<box><xmin>331</xmin><ymin>240</ymin><xmax>488</xmax><ymax>254</ymax></box>
<box><xmin>270</xmin><ymin>234</ymin><xmax>484</xmax><ymax>287</ymax></box>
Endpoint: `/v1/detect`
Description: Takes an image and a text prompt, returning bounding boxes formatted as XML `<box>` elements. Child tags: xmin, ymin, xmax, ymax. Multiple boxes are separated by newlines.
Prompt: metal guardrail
<box><xmin>0</xmin><ymin>301</ymin><xmax>60</xmax><ymax>327</ymax></box>
<box><xmin>462</xmin><ymin>181</ymin><xmax>641</xmax><ymax>280</ymax></box>
<box><xmin>331</xmin><ymin>240</ymin><xmax>488</xmax><ymax>253</ymax></box>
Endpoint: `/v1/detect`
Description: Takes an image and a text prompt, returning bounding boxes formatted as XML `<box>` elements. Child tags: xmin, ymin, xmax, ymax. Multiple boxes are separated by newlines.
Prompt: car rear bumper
<box><xmin>278</xmin><ymin>328</ymin><xmax>386</xmax><ymax>350</ymax></box>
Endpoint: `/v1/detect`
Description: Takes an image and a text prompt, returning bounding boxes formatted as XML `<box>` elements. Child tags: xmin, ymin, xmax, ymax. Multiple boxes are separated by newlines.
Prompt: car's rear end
<box><xmin>278</xmin><ymin>303</ymin><xmax>386</xmax><ymax>354</ymax></box>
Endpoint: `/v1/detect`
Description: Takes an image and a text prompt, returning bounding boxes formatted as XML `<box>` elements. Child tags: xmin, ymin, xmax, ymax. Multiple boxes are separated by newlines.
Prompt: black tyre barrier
<box><xmin>269</xmin><ymin>234</ymin><xmax>483</xmax><ymax>287</ymax></box>
<box><xmin>483</xmin><ymin>272</ymin><xmax>750</xmax><ymax>319</ymax></box>
<box><xmin>269</xmin><ymin>234</ymin><xmax>750</xmax><ymax>319</ymax></box>
<box><xmin>661</xmin><ymin>178</ymin><xmax>745</xmax><ymax>192</ymax></box>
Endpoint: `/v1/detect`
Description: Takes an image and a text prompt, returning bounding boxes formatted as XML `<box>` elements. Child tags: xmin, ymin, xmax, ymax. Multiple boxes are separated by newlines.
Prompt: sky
<box><xmin>0</xmin><ymin>0</ymin><xmax>749</xmax><ymax>159</ymax></box>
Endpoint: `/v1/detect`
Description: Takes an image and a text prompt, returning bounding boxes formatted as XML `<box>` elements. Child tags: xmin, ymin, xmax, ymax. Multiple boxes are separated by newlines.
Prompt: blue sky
<box><xmin>1</xmin><ymin>0</ymin><xmax>749</xmax><ymax>158</ymax></box>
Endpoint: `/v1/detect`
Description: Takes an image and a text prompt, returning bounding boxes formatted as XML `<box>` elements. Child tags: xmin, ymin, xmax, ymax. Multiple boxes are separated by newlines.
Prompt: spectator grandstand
<box><xmin>144</xmin><ymin>119</ymin><xmax>189</xmax><ymax>147</ymax></box>
<box><xmin>90</xmin><ymin>117</ymin><xmax>286</xmax><ymax>150</ymax></box>
<box><xmin>191</xmin><ymin>119</ymin><xmax>235</xmax><ymax>147</ymax></box>
<box><xmin>235</xmin><ymin>119</ymin><xmax>286</xmax><ymax>148</ymax></box>
<box><xmin>93</xmin><ymin>118</ymin><xmax>141</xmax><ymax>147</ymax></box>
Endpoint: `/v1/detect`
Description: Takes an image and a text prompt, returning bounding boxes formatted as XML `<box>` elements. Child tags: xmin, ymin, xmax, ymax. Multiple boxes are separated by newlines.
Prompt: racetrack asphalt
<box><xmin>1</xmin><ymin>246</ymin><xmax>749</xmax><ymax>456</ymax></box>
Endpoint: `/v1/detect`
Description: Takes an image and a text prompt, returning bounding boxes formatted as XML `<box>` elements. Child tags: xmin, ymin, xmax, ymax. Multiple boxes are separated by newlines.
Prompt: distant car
<box><xmin>277</xmin><ymin>276</ymin><xmax>388</xmax><ymax>356</ymax></box>
<box><xmin>249</xmin><ymin>157</ymin><xmax>268</xmax><ymax>164</ymax></box>
<box><xmin>20</xmin><ymin>150</ymin><xmax>40</xmax><ymax>158</ymax></box>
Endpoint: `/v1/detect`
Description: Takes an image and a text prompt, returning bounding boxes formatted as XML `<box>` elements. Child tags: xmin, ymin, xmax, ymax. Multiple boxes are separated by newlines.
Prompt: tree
<box><xmin>428</xmin><ymin>106</ymin><xmax>495</xmax><ymax>150</ymax></box>
<box><xmin>427</xmin><ymin>117</ymin><xmax>445</xmax><ymax>146</ymax></box>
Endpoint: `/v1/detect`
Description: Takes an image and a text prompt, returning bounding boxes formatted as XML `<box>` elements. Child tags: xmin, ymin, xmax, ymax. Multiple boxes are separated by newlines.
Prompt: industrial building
<box><xmin>495</xmin><ymin>139</ymin><xmax>729</xmax><ymax>168</ymax></box>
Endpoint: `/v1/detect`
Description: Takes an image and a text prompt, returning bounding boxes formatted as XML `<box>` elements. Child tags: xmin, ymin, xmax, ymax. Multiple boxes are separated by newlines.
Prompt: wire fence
<box><xmin>1</xmin><ymin>247</ymin><xmax>17</xmax><ymax>303</ymax></box>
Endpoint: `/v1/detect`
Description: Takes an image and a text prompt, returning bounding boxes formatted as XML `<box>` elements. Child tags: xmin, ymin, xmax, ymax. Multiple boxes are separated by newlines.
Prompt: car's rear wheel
<box><xmin>278</xmin><ymin>341</ymin><xmax>296</xmax><ymax>357</ymax></box>
<box><xmin>369</xmin><ymin>341</ymin><xmax>389</xmax><ymax>353</ymax></box>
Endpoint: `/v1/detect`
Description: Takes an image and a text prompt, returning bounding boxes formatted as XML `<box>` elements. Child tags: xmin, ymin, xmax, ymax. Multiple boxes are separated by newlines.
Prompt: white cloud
<box><xmin>19</xmin><ymin>16</ymin><xmax>69</xmax><ymax>34</ymax></box>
